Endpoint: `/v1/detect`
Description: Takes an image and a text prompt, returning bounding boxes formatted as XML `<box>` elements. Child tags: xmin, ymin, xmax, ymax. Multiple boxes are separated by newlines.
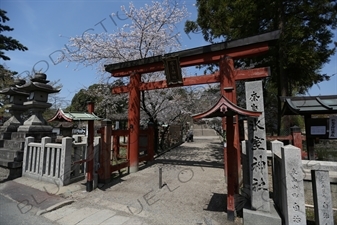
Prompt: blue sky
<box><xmin>1</xmin><ymin>0</ymin><xmax>336</xmax><ymax>106</ymax></box>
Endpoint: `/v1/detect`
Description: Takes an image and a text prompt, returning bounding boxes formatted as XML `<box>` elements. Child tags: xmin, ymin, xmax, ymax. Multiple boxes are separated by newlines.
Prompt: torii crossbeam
<box><xmin>104</xmin><ymin>30</ymin><xmax>280</xmax><ymax>221</ymax></box>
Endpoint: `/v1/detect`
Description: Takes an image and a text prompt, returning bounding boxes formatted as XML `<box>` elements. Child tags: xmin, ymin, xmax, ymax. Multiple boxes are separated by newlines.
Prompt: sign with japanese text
<box><xmin>329</xmin><ymin>116</ymin><xmax>337</xmax><ymax>139</ymax></box>
<box><xmin>163</xmin><ymin>55</ymin><xmax>183</xmax><ymax>87</ymax></box>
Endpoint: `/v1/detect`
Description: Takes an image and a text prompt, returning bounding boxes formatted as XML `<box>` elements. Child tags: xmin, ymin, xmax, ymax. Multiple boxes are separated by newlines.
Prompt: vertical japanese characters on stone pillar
<box><xmin>281</xmin><ymin>145</ymin><xmax>306</xmax><ymax>225</ymax></box>
<box><xmin>245</xmin><ymin>80</ymin><xmax>270</xmax><ymax>212</ymax></box>
<box><xmin>312</xmin><ymin>170</ymin><xmax>334</xmax><ymax>225</ymax></box>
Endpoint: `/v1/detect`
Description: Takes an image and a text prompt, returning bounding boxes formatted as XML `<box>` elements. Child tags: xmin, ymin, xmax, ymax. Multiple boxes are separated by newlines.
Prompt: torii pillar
<box><xmin>128</xmin><ymin>72</ymin><xmax>141</xmax><ymax>173</ymax></box>
<box><xmin>220</xmin><ymin>56</ymin><xmax>240</xmax><ymax>220</ymax></box>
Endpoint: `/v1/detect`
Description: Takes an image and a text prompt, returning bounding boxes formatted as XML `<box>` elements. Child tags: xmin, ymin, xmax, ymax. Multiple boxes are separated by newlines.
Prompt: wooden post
<box><xmin>220</xmin><ymin>56</ymin><xmax>240</xmax><ymax>221</ymax></box>
<box><xmin>113</xmin><ymin>135</ymin><xmax>119</xmax><ymax>159</ymax></box>
<box><xmin>147</xmin><ymin>122</ymin><xmax>155</xmax><ymax>161</ymax></box>
<box><xmin>128</xmin><ymin>73</ymin><xmax>141</xmax><ymax>173</ymax></box>
<box><xmin>99</xmin><ymin>119</ymin><xmax>112</xmax><ymax>183</ymax></box>
<box><xmin>304</xmin><ymin>115</ymin><xmax>315</xmax><ymax>159</ymax></box>
<box><xmin>291</xmin><ymin>125</ymin><xmax>303</xmax><ymax>150</ymax></box>
<box><xmin>86</xmin><ymin>101</ymin><xmax>94</xmax><ymax>192</ymax></box>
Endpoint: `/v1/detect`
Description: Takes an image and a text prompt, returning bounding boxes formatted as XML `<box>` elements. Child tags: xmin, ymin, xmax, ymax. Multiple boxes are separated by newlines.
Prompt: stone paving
<box><xmin>1</xmin><ymin>135</ymin><xmax>241</xmax><ymax>225</ymax></box>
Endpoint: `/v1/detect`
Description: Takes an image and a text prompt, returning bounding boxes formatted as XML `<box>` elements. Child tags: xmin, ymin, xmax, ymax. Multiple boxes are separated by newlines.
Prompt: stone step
<box><xmin>193</xmin><ymin>129</ymin><xmax>218</xmax><ymax>137</ymax></box>
<box><xmin>0</xmin><ymin>148</ymin><xmax>23</xmax><ymax>162</ymax></box>
<box><xmin>0</xmin><ymin>158</ymin><xmax>22</xmax><ymax>168</ymax></box>
<box><xmin>0</xmin><ymin>132</ymin><xmax>12</xmax><ymax>140</ymax></box>
<box><xmin>3</xmin><ymin>140</ymin><xmax>25</xmax><ymax>150</ymax></box>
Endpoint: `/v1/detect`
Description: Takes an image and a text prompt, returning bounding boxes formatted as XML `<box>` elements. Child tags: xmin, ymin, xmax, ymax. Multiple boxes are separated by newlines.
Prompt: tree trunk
<box><xmin>276</xmin><ymin>1</ymin><xmax>287</xmax><ymax>135</ymax></box>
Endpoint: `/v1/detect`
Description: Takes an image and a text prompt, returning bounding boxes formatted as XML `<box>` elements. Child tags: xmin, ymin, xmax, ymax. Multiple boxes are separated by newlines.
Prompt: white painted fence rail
<box><xmin>22</xmin><ymin>136</ymin><xmax>84</xmax><ymax>186</ymax></box>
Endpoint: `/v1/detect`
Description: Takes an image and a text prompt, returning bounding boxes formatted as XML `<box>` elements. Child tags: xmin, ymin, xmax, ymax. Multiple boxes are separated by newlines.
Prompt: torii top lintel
<box><xmin>104</xmin><ymin>30</ymin><xmax>280</xmax><ymax>77</ymax></box>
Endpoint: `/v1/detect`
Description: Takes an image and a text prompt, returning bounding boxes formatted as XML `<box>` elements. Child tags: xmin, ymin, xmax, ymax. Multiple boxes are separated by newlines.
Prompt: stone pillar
<box><xmin>245</xmin><ymin>80</ymin><xmax>270</xmax><ymax>212</ymax></box>
<box><xmin>312</xmin><ymin>170</ymin><xmax>334</xmax><ymax>225</ymax></box>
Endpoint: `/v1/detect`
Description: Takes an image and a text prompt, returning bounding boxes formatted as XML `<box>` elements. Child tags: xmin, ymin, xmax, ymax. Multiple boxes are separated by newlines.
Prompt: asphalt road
<box><xmin>0</xmin><ymin>194</ymin><xmax>56</xmax><ymax>225</ymax></box>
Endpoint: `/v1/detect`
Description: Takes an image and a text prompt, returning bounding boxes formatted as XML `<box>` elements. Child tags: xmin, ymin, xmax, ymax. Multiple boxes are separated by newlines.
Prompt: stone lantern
<box><xmin>17</xmin><ymin>73</ymin><xmax>60</xmax><ymax>133</ymax></box>
<box><xmin>0</xmin><ymin>79</ymin><xmax>29</xmax><ymax>134</ymax></box>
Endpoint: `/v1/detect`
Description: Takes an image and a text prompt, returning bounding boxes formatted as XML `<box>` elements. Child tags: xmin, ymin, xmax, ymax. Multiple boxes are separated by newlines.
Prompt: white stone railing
<box><xmin>22</xmin><ymin>136</ymin><xmax>84</xmax><ymax>186</ymax></box>
<box><xmin>271</xmin><ymin>140</ymin><xmax>336</xmax><ymax>225</ymax></box>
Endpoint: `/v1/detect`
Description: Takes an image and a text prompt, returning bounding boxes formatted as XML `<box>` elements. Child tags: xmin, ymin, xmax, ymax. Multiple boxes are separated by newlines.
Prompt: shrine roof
<box><xmin>192</xmin><ymin>95</ymin><xmax>262</xmax><ymax>120</ymax></box>
<box><xmin>105</xmin><ymin>30</ymin><xmax>280</xmax><ymax>75</ymax></box>
<box><xmin>48</xmin><ymin>108</ymin><xmax>102</xmax><ymax>122</ymax></box>
<box><xmin>281</xmin><ymin>95</ymin><xmax>337</xmax><ymax>115</ymax></box>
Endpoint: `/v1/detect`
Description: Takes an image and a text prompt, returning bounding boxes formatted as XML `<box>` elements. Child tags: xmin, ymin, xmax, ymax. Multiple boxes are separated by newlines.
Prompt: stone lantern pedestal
<box><xmin>0</xmin><ymin>73</ymin><xmax>60</xmax><ymax>178</ymax></box>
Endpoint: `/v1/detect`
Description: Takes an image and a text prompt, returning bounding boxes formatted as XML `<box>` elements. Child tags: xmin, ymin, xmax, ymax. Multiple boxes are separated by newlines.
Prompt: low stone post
<box><xmin>22</xmin><ymin>137</ymin><xmax>34</xmax><ymax>175</ymax></box>
<box><xmin>312</xmin><ymin>170</ymin><xmax>334</xmax><ymax>225</ymax></box>
<box><xmin>40</xmin><ymin>137</ymin><xmax>51</xmax><ymax>178</ymax></box>
<box><xmin>60</xmin><ymin>137</ymin><xmax>72</xmax><ymax>186</ymax></box>
<box><xmin>241</xmin><ymin>140</ymin><xmax>250</xmax><ymax>194</ymax></box>
<box><xmin>271</xmin><ymin>140</ymin><xmax>284</xmax><ymax>213</ymax></box>
<box><xmin>281</xmin><ymin>145</ymin><xmax>306</xmax><ymax>225</ymax></box>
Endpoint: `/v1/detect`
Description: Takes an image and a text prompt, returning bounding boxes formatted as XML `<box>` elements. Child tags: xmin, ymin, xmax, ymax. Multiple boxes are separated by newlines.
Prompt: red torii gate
<box><xmin>104</xmin><ymin>31</ymin><xmax>279</xmax><ymax>219</ymax></box>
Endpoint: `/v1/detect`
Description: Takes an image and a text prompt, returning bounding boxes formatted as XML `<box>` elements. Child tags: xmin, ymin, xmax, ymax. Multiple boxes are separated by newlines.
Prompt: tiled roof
<box><xmin>48</xmin><ymin>108</ymin><xmax>102</xmax><ymax>122</ymax></box>
<box><xmin>281</xmin><ymin>95</ymin><xmax>337</xmax><ymax>115</ymax></box>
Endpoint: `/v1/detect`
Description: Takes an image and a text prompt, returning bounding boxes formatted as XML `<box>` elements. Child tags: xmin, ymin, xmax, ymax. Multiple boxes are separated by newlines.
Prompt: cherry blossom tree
<box><xmin>64</xmin><ymin>0</ymin><xmax>193</xmax><ymax>150</ymax></box>
<box><xmin>64</xmin><ymin>0</ymin><xmax>188</xmax><ymax>78</ymax></box>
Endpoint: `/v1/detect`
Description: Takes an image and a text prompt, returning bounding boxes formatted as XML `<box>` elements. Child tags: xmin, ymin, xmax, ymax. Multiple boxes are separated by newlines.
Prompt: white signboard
<box><xmin>311</xmin><ymin>126</ymin><xmax>326</xmax><ymax>135</ymax></box>
<box><xmin>329</xmin><ymin>116</ymin><xmax>337</xmax><ymax>139</ymax></box>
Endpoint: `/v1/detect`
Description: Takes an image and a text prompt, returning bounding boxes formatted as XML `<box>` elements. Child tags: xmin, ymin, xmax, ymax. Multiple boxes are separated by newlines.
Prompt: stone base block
<box><xmin>0</xmin><ymin>148</ymin><xmax>23</xmax><ymax>161</ymax></box>
<box><xmin>0</xmin><ymin>166</ymin><xmax>22</xmax><ymax>180</ymax></box>
<box><xmin>243</xmin><ymin>202</ymin><xmax>282</xmax><ymax>225</ymax></box>
<box><xmin>0</xmin><ymin>132</ymin><xmax>12</xmax><ymax>140</ymax></box>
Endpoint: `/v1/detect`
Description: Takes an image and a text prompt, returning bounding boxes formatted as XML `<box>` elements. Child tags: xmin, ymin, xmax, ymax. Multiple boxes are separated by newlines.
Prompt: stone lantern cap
<box><xmin>0</xmin><ymin>79</ymin><xmax>29</xmax><ymax>96</ymax></box>
<box><xmin>31</xmin><ymin>72</ymin><xmax>49</xmax><ymax>83</ymax></box>
<box><xmin>16</xmin><ymin>73</ymin><xmax>60</xmax><ymax>94</ymax></box>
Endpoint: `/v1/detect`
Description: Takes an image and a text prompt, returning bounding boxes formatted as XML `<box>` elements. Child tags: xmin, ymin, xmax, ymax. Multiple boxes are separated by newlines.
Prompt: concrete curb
<box><xmin>36</xmin><ymin>200</ymin><xmax>75</xmax><ymax>216</ymax></box>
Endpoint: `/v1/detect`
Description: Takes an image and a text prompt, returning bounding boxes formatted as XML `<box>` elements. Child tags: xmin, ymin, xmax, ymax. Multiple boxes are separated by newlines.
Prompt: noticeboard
<box><xmin>309</xmin><ymin>117</ymin><xmax>337</xmax><ymax>139</ymax></box>
<box><xmin>329</xmin><ymin>116</ymin><xmax>337</xmax><ymax>139</ymax></box>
